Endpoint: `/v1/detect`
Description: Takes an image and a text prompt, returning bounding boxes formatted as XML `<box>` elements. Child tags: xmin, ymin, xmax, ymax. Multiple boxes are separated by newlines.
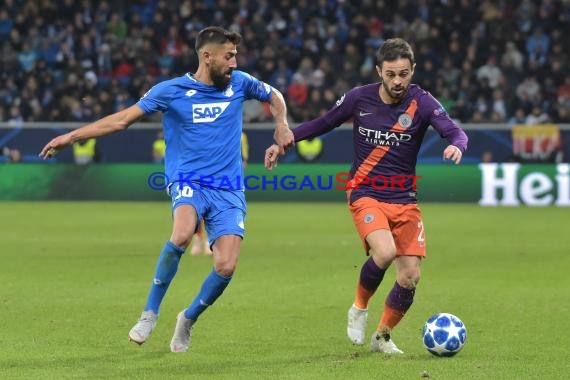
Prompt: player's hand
<box><xmin>274</xmin><ymin>125</ymin><xmax>294</xmax><ymax>151</ymax></box>
<box><xmin>39</xmin><ymin>134</ymin><xmax>73</xmax><ymax>159</ymax></box>
<box><xmin>264</xmin><ymin>144</ymin><xmax>283</xmax><ymax>171</ymax></box>
<box><xmin>443</xmin><ymin>145</ymin><xmax>462</xmax><ymax>164</ymax></box>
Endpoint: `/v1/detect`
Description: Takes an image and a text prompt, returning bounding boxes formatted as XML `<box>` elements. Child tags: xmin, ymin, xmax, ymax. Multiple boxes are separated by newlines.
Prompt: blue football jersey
<box><xmin>137</xmin><ymin>70</ymin><xmax>273</xmax><ymax>190</ymax></box>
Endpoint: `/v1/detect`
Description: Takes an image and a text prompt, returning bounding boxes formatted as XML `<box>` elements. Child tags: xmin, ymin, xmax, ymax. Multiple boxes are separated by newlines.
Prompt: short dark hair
<box><xmin>195</xmin><ymin>26</ymin><xmax>242</xmax><ymax>53</ymax></box>
<box><xmin>376</xmin><ymin>38</ymin><xmax>415</xmax><ymax>67</ymax></box>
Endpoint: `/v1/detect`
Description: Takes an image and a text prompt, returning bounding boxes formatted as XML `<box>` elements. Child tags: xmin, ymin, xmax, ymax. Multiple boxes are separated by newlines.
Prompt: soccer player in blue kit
<box><xmin>40</xmin><ymin>26</ymin><xmax>294</xmax><ymax>353</ymax></box>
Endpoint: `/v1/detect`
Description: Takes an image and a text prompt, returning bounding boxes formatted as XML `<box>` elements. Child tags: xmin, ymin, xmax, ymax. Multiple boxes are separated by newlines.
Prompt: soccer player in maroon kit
<box><xmin>265</xmin><ymin>38</ymin><xmax>468</xmax><ymax>353</ymax></box>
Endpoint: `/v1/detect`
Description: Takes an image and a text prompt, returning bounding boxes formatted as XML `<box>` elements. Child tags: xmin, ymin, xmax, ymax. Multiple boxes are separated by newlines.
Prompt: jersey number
<box><xmin>417</xmin><ymin>221</ymin><xmax>425</xmax><ymax>243</ymax></box>
<box><xmin>174</xmin><ymin>186</ymin><xmax>194</xmax><ymax>201</ymax></box>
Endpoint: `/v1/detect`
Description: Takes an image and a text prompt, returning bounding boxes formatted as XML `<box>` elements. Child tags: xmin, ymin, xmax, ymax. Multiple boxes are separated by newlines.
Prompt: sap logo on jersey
<box><xmin>192</xmin><ymin>102</ymin><xmax>230</xmax><ymax>123</ymax></box>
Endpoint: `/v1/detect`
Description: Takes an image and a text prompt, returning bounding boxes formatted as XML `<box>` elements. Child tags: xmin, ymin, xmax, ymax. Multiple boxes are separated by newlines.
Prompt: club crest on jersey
<box><xmin>364</xmin><ymin>214</ymin><xmax>375</xmax><ymax>224</ymax></box>
<box><xmin>398</xmin><ymin>113</ymin><xmax>412</xmax><ymax>128</ymax></box>
<box><xmin>223</xmin><ymin>85</ymin><xmax>234</xmax><ymax>97</ymax></box>
<box><xmin>192</xmin><ymin>102</ymin><xmax>230</xmax><ymax>123</ymax></box>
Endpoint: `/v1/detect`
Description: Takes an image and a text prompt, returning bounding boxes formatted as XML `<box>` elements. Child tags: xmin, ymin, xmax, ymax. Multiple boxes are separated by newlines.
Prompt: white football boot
<box><xmin>347</xmin><ymin>304</ymin><xmax>368</xmax><ymax>345</ymax></box>
<box><xmin>370</xmin><ymin>331</ymin><xmax>404</xmax><ymax>354</ymax></box>
<box><xmin>170</xmin><ymin>310</ymin><xmax>194</xmax><ymax>353</ymax></box>
<box><xmin>128</xmin><ymin>310</ymin><xmax>158</xmax><ymax>345</ymax></box>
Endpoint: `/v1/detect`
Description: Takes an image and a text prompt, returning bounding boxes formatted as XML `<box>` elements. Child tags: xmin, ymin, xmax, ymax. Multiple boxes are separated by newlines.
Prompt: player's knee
<box><xmin>397</xmin><ymin>269</ymin><xmax>421</xmax><ymax>289</ymax></box>
<box><xmin>214</xmin><ymin>259</ymin><xmax>237</xmax><ymax>277</ymax></box>
<box><xmin>214</xmin><ymin>264</ymin><xmax>235</xmax><ymax>278</ymax></box>
<box><xmin>370</xmin><ymin>245</ymin><xmax>397</xmax><ymax>267</ymax></box>
<box><xmin>170</xmin><ymin>231</ymin><xmax>193</xmax><ymax>248</ymax></box>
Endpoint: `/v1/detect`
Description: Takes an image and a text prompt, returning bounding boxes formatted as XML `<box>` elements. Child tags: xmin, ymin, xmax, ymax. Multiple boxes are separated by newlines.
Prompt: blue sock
<box><xmin>185</xmin><ymin>269</ymin><xmax>232</xmax><ymax>321</ymax></box>
<box><xmin>144</xmin><ymin>241</ymin><xmax>185</xmax><ymax>314</ymax></box>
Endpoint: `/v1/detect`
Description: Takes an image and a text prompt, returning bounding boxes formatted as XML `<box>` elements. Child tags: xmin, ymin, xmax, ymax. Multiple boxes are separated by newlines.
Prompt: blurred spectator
<box><xmin>509</xmin><ymin>108</ymin><xmax>528</xmax><ymax>126</ymax></box>
<box><xmin>476</xmin><ymin>55</ymin><xmax>503</xmax><ymax>89</ymax></box>
<box><xmin>242</xmin><ymin>99</ymin><xmax>268</xmax><ymax>123</ymax></box>
<box><xmin>152</xmin><ymin>130</ymin><xmax>166</xmax><ymax>164</ymax></box>
<box><xmin>437</xmin><ymin>88</ymin><xmax>454</xmax><ymax>114</ymax></box>
<box><xmin>516</xmin><ymin>75</ymin><xmax>542</xmax><ymax>107</ymax></box>
<box><xmin>491</xmin><ymin>89</ymin><xmax>508</xmax><ymax>122</ymax></box>
<box><xmin>106</xmin><ymin>12</ymin><xmax>128</xmax><ymax>41</ymax></box>
<box><xmin>414</xmin><ymin>58</ymin><xmax>437</xmax><ymax>93</ymax></box>
<box><xmin>481</xmin><ymin>151</ymin><xmax>494</xmax><ymax>163</ymax></box>
<box><xmin>501</xmin><ymin>41</ymin><xmax>525</xmax><ymax>72</ymax></box>
<box><xmin>525</xmin><ymin>105</ymin><xmax>550</xmax><ymax>125</ymax></box>
<box><xmin>296</xmin><ymin>138</ymin><xmax>323</xmax><ymax>163</ymax></box>
<box><xmin>451</xmin><ymin>96</ymin><xmax>473</xmax><ymax>122</ymax></box>
<box><xmin>73</xmin><ymin>138</ymin><xmax>99</xmax><ymax>165</ymax></box>
<box><xmin>557</xmin><ymin>76</ymin><xmax>570</xmax><ymax>108</ymax></box>
<box><xmin>18</xmin><ymin>42</ymin><xmax>37</xmax><ymax>73</ymax></box>
<box><xmin>1</xmin><ymin>146</ymin><xmax>21</xmax><ymax>163</ymax></box>
<box><xmin>516</xmin><ymin>0</ymin><xmax>537</xmax><ymax>33</ymax></box>
<box><xmin>241</xmin><ymin>131</ymin><xmax>249</xmax><ymax>169</ymax></box>
<box><xmin>0</xmin><ymin>10</ymin><xmax>13</xmax><ymax>39</ymax></box>
<box><xmin>287</xmin><ymin>73</ymin><xmax>308</xmax><ymax>107</ymax></box>
<box><xmin>526</xmin><ymin>27</ymin><xmax>550</xmax><ymax>66</ymax></box>
<box><xmin>554</xmin><ymin>105</ymin><xmax>570</xmax><ymax>123</ymax></box>
<box><xmin>479</xmin><ymin>1</ymin><xmax>502</xmax><ymax>22</ymax></box>
<box><xmin>438</xmin><ymin>56</ymin><xmax>461</xmax><ymax>95</ymax></box>
<box><xmin>269</xmin><ymin>59</ymin><xmax>293</xmax><ymax>94</ymax></box>
<box><xmin>7</xmin><ymin>105</ymin><xmax>23</xmax><ymax>125</ymax></box>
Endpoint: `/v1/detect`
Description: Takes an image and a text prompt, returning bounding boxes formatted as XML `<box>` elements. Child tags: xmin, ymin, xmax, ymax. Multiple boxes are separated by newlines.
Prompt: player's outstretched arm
<box><xmin>39</xmin><ymin>105</ymin><xmax>146</xmax><ymax>159</ymax></box>
<box><xmin>264</xmin><ymin>144</ymin><xmax>282</xmax><ymax>171</ymax></box>
<box><xmin>443</xmin><ymin>145</ymin><xmax>463</xmax><ymax>164</ymax></box>
<box><xmin>268</xmin><ymin>88</ymin><xmax>294</xmax><ymax>150</ymax></box>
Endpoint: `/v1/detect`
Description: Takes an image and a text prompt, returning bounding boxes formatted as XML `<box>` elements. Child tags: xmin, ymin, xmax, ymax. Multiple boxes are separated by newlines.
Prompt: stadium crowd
<box><xmin>0</xmin><ymin>0</ymin><xmax>569</xmax><ymax>125</ymax></box>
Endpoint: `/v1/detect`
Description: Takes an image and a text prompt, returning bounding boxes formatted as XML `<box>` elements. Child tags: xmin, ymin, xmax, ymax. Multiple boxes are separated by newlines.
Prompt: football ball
<box><xmin>422</xmin><ymin>313</ymin><xmax>467</xmax><ymax>357</ymax></box>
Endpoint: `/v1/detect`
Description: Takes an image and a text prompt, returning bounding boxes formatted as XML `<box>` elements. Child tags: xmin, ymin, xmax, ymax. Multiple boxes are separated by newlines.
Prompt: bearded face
<box><xmin>206</xmin><ymin>42</ymin><xmax>238</xmax><ymax>89</ymax></box>
<box><xmin>381</xmin><ymin>80</ymin><xmax>408</xmax><ymax>101</ymax></box>
<box><xmin>210</xmin><ymin>63</ymin><xmax>233</xmax><ymax>89</ymax></box>
<box><xmin>376</xmin><ymin>58</ymin><xmax>415</xmax><ymax>103</ymax></box>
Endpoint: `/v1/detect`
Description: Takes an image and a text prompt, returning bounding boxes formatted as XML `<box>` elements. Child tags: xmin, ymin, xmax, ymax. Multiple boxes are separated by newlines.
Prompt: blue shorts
<box><xmin>168</xmin><ymin>183</ymin><xmax>246</xmax><ymax>245</ymax></box>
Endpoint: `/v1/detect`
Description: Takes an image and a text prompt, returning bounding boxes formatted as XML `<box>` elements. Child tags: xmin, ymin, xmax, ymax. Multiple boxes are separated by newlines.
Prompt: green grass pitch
<box><xmin>1</xmin><ymin>202</ymin><xmax>569</xmax><ymax>379</ymax></box>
